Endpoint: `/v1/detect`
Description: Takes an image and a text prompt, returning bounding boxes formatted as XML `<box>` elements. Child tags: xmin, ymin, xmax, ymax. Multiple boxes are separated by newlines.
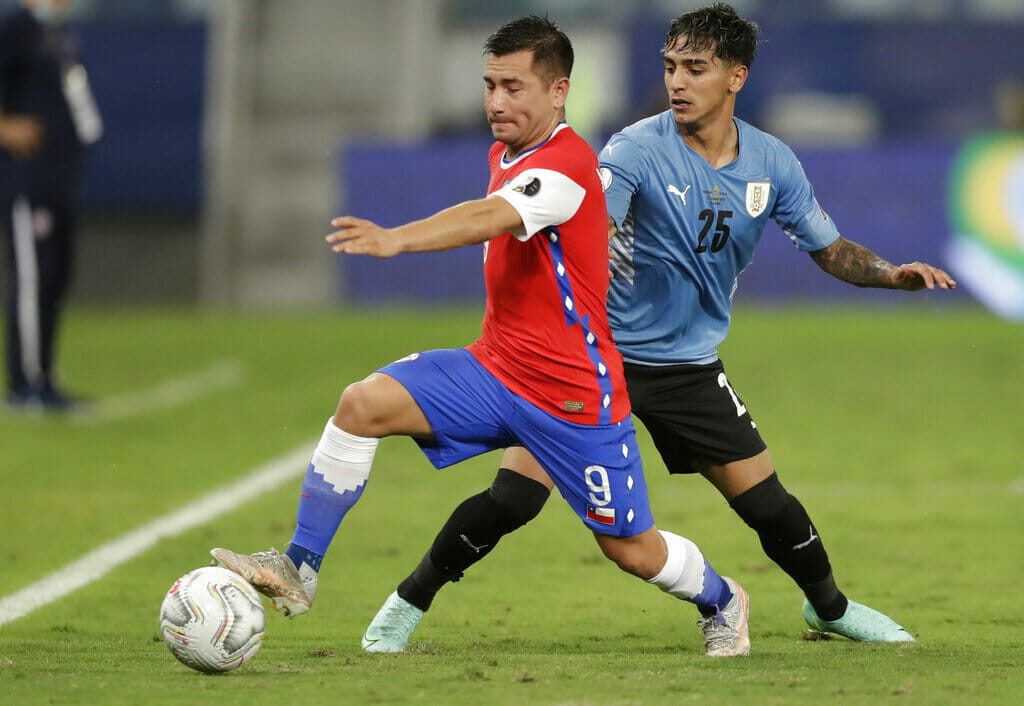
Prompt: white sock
<box><xmin>311</xmin><ymin>418</ymin><xmax>379</xmax><ymax>492</ymax></box>
<box><xmin>646</xmin><ymin>530</ymin><xmax>707</xmax><ymax>600</ymax></box>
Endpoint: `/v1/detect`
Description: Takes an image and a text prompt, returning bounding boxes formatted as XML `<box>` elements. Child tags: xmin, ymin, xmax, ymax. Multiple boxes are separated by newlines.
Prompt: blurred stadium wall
<box><xmin>1</xmin><ymin>0</ymin><xmax>1020</xmax><ymax>313</ymax></box>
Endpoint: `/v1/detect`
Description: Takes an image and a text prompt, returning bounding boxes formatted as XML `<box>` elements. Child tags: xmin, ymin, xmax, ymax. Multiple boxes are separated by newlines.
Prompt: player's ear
<box><xmin>728</xmin><ymin>64</ymin><xmax>749</xmax><ymax>95</ymax></box>
<box><xmin>551</xmin><ymin>76</ymin><xmax>570</xmax><ymax>111</ymax></box>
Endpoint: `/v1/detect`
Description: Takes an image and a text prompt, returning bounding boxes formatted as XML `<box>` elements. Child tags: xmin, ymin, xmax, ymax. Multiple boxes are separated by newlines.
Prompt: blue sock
<box><xmin>286</xmin><ymin>542</ymin><xmax>323</xmax><ymax>574</ymax></box>
<box><xmin>285</xmin><ymin>421</ymin><xmax>378</xmax><ymax>573</ymax></box>
<box><xmin>287</xmin><ymin>460</ymin><xmax>369</xmax><ymax>571</ymax></box>
<box><xmin>691</xmin><ymin>560</ymin><xmax>733</xmax><ymax>618</ymax></box>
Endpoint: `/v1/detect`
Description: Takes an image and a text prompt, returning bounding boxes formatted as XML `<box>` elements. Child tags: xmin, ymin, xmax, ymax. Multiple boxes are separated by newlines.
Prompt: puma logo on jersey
<box><xmin>666</xmin><ymin>184</ymin><xmax>691</xmax><ymax>205</ymax></box>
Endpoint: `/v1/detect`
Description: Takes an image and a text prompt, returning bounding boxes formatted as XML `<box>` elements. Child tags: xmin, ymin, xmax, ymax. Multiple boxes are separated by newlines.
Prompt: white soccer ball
<box><xmin>159</xmin><ymin>566</ymin><xmax>266</xmax><ymax>674</ymax></box>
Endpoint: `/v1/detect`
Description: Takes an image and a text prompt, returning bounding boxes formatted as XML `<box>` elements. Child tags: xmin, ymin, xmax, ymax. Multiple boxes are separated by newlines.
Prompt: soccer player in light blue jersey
<box><xmin>363</xmin><ymin>3</ymin><xmax>956</xmax><ymax>648</ymax></box>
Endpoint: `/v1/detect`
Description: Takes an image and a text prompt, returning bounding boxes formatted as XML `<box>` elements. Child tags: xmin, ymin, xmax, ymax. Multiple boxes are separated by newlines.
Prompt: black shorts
<box><xmin>624</xmin><ymin>359</ymin><xmax>767</xmax><ymax>474</ymax></box>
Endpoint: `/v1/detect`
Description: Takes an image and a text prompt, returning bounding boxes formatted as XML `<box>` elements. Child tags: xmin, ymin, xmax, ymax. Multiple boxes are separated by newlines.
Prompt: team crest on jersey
<box><xmin>745</xmin><ymin>180</ymin><xmax>770</xmax><ymax>218</ymax></box>
<box><xmin>598</xmin><ymin>167</ymin><xmax>613</xmax><ymax>192</ymax></box>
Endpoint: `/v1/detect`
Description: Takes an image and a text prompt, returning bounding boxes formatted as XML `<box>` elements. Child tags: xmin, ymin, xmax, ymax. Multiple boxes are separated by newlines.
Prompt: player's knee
<box><xmin>729</xmin><ymin>472</ymin><xmax>789</xmax><ymax>529</ymax></box>
<box><xmin>487</xmin><ymin>467</ymin><xmax>550</xmax><ymax>528</ymax></box>
<box><xmin>334</xmin><ymin>379</ymin><xmax>383</xmax><ymax>437</ymax></box>
<box><xmin>605</xmin><ymin>552</ymin><xmax>648</xmax><ymax>578</ymax></box>
<box><xmin>596</xmin><ymin>535</ymin><xmax>661</xmax><ymax>580</ymax></box>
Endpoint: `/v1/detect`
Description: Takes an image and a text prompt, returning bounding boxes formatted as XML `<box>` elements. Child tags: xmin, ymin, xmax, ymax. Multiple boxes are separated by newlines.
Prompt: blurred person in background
<box><xmin>0</xmin><ymin>0</ymin><xmax>101</xmax><ymax>413</ymax></box>
<box><xmin>364</xmin><ymin>3</ymin><xmax>956</xmax><ymax>651</ymax></box>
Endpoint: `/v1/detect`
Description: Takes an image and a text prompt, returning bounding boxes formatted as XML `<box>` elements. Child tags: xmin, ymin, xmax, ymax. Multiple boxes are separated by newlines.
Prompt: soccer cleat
<box><xmin>802</xmin><ymin>599</ymin><xmax>915</xmax><ymax>642</ymax></box>
<box><xmin>4</xmin><ymin>386</ymin><xmax>90</xmax><ymax>415</ymax></box>
<box><xmin>697</xmin><ymin>577</ymin><xmax>750</xmax><ymax>657</ymax></box>
<box><xmin>210</xmin><ymin>547</ymin><xmax>313</xmax><ymax>619</ymax></box>
<box><xmin>361</xmin><ymin>591</ymin><xmax>423</xmax><ymax>653</ymax></box>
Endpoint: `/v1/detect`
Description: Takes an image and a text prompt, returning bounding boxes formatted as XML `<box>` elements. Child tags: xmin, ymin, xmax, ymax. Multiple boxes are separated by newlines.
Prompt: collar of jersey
<box><xmin>669</xmin><ymin>113</ymin><xmax>745</xmax><ymax>172</ymax></box>
<box><xmin>499</xmin><ymin>122</ymin><xmax>569</xmax><ymax>169</ymax></box>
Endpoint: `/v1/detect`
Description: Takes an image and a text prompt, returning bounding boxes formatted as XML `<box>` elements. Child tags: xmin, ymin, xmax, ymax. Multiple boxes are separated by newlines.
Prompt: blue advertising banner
<box><xmin>77</xmin><ymin>21</ymin><xmax>206</xmax><ymax>212</ymax></box>
<box><xmin>336</xmin><ymin>136</ymin><xmax>961</xmax><ymax>306</ymax></box>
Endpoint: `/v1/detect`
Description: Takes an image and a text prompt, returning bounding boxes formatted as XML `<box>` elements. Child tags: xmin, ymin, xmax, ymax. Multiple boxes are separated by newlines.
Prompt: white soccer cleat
<box><xmin>361</xmin><ymin>591</ymin><xmax>423</xmax><ymax>653</ymax></box>
<box><xmin>210</xmin><ymin>547</ymin><xmax>314</xmax><ymax>619</ymax></box>
<box><xmin>698</xmin><ymin>577</ymin><xmax>750</xmax><ymax>657</ymax></box>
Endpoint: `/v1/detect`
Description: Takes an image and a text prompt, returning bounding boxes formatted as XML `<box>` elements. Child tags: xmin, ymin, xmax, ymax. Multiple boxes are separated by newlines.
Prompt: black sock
<box><xmin>800</xmin><ymin>575</ymin><xmax>848</xmax><ymax>621</ymax></box>
<box><xmin>397</xmin><ymin>553</ymin><xmax>451</xmax><ymax>612</ymax></box>
<box><xmin>396</xmin><ymin>468</ymin><xmax>549</xmax><ymax>611</ymax></box>
<box><xmin>729</xmin><ymin>472</ymin><xmax>847</xmax><ymax>620</ymax></box>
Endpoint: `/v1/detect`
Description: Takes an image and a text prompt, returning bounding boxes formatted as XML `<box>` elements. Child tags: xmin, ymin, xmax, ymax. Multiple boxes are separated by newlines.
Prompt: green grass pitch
<box><xmin>0</xmin><ymin>305</ymin><xmax>1021</xmax><ymax>705</ymax></box>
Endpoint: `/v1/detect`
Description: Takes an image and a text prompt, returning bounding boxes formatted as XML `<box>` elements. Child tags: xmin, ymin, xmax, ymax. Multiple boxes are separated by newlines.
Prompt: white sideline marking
<box><xmin>1011</xmin><ymin>479</ymin><xmax>1024</xmax><ymax>496</ymax></box>
<box><xmin>71</xmin><ymin>360</ymin><xmax>247</xmax><ymax>424</ymax></box>
<box><xmin>0</xmin><ymin>443</ymin><xmax>313</xmax><ymax>627</ymax></box>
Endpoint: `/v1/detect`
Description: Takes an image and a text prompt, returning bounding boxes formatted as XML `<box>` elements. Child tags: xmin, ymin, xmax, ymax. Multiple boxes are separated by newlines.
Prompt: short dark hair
<box><xmin>663</xmin><ymin>3</ymin><xmax>759</xmax><ymax>68</ymax></box>
<box><xmin>484</xmin><ymin>15</ymin><xmax>574</xmax><ymax>84</ymax></box>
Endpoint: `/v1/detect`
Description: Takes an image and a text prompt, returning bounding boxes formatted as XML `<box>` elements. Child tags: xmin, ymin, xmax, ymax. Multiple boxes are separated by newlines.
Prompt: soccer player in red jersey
<box><xmin>212</xmin><ymin>16</ymin><xmax>750</xmax><ymax>657</ymax></box>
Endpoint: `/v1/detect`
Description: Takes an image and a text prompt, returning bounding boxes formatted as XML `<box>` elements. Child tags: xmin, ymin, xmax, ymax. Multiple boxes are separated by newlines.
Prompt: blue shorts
<box><xmin>377</xmin><ymin>348</ymin><xmax>655</xmax><ymax>537</ymax></box>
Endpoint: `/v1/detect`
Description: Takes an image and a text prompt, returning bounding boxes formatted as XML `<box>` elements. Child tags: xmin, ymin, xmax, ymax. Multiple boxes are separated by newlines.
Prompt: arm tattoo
<box><xmin>809</xmin><ymin>237</ymin><xmax>897</xmax><ymax>288</ymax></box>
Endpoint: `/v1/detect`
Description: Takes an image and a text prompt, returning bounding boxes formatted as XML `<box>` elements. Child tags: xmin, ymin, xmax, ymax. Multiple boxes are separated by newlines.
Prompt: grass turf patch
<box><xmin>1</xmin><ymin>305</ymin><xmax>1021</xmax><ymax>705</ymax></box>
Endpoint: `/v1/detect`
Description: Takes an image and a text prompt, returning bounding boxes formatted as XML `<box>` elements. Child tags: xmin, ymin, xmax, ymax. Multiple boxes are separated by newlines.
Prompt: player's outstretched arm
<box><xmin>326</xmin><ymin>197</ymin><xmax>523</xmax><ymax>258</ymax></box>
<box><xmin>809</xmin><ymin>236</ymin><xmax>956</xmax><ymax>291</ymax></box>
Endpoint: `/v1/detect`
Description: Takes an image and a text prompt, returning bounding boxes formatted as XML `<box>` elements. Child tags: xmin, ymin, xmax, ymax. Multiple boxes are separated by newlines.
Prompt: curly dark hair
<box><xmin>663</xmin><ymin>3</ymin><xmax>759</xmax><ymax>68</ymax></box>
<box><xmin>484</xmin><ymin>15</ymin><xmax>574</xmax><ymax>83</ymax></box>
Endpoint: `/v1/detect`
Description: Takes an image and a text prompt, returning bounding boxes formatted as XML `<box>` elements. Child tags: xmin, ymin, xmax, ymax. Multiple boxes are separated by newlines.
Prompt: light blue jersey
<box><xmin>601</xmin><ymin>111</ymin><xmax>840</xmax><ymax>365</ymax></box>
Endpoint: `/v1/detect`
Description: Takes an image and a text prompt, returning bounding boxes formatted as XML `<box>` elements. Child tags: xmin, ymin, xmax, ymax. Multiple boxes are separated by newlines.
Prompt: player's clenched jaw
<box><xmin>663</xmin><ymin>37</ymin><xmax>746</xmax><ymax>135</ymax></box>
<box><xmin>484</xmin><ymin>50</ymin><xmax>568</xmax><ymax>159</ymax></box>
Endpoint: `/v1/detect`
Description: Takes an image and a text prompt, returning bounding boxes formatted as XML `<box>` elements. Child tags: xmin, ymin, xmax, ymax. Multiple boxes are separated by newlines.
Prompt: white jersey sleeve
<box><xmin>489</xmin><ymin>168</ymin><xmax>586</xmax><ymax>241</ymax></box>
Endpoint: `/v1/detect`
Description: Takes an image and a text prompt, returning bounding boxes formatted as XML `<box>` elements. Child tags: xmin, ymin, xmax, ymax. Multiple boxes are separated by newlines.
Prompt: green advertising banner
<box><xmin>948</xmin><ymin>133</ymin><xmax>1024</xmax><ymax>319</ymax></box>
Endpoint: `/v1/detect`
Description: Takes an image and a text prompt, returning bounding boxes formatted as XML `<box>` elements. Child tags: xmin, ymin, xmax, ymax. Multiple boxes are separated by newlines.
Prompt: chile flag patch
<box><xmin>586</xmin><ymin>505</ymin><xmax>616</xmax><ymax>525</ymax></box>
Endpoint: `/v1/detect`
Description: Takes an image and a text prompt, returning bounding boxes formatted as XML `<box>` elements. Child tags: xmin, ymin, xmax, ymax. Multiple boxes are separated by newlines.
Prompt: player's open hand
<box><xmin>326</xmin><ymin>216</ymin><xmax>400</xmax><ymax>258</ymax></box>
<box><xmin>893</xmin><ymin>261</ymin><xmax>957</xmax><ymax>291</ymax></box>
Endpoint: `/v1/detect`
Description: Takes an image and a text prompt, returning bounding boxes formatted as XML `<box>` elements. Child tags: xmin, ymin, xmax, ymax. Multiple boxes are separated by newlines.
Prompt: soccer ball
<box><xmin>159</xmin><ymin>566</ymin><xmax>266</xmax><ymax>673</ymax></box>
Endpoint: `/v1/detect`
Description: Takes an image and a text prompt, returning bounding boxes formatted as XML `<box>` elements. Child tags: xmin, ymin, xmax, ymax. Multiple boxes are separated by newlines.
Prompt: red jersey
<box><xmin>467</xmin><ymin>124</ymin><xmax>630</xmax><ymax>425</ymax></box>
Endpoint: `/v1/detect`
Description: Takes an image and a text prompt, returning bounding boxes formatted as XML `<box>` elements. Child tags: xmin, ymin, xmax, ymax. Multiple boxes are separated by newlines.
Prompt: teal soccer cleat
<box><xmin>802</xmin><ymin>599</ymin><xmax>915</xmax><ymax>642</ymax></box>
<box><xmin>362</xmin><ymin>591</ymin><xmax>424</xmax><ymax>653</ymax></box>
